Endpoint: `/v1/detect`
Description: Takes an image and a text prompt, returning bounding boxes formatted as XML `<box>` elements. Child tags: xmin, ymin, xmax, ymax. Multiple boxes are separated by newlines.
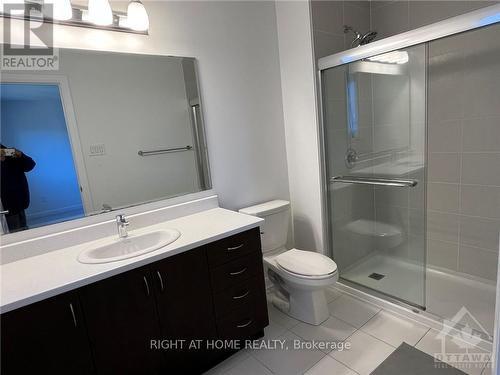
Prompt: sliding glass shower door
<box><xmin>321</xmin><ymin>44</ymin><xmax>427</xmax><ymax>308</ymax></box>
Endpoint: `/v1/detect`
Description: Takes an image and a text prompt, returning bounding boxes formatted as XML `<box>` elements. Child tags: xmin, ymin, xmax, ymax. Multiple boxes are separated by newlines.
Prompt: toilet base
<box><xmin>289</xmin><ymin>289</ymin><xmax>330</xmax><ymax>325</ymax></box>
<box><xmin>266</xmin><ymin>261</ymin><xmax>337</xmax><ymax>326</ymax></box>
<box><xmin>270</xmin><ymin>287</ymin><xmax>330</xmax><ymax>326</ymax></box>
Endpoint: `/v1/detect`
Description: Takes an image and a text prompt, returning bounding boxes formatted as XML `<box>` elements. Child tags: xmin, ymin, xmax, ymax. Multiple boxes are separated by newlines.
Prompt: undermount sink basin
<box><xmin>78</xmin><ymin>229</ymin><xmax>181</xmax><ymax>264</ymax></box>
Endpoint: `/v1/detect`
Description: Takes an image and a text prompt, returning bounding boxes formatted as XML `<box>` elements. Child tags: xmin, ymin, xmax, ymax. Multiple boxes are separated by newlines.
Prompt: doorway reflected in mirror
<box><xmin>1</xmin><ymin>84</ymin><xmax>84</xmax><ymax>233</ymax></box>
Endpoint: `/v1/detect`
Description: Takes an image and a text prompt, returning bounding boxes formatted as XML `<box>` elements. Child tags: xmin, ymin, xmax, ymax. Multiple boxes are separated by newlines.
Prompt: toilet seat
<box><xmin>275</xmin><ymin>249</ymin><xmax>337</xmax><ymax>279</ymax></box>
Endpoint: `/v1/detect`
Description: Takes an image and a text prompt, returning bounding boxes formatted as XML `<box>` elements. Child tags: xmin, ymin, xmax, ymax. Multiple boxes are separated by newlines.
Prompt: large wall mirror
<box><xmin>0</xmin><ymin>48</ymin><xmax>211</xmax><ymax>235</ymax></box>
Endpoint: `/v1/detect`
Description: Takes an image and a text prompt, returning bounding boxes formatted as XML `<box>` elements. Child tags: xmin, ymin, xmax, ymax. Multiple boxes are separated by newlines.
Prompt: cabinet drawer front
<box><xmin>213</xmin><ymin>276</ymin><xmax>265</xmax><ymax>318</ymax></box>
<box><xmin>216</xmin><ymin>304</ymin><xmax>269</xmax><ymax>340</ymax></box>
<box><xmin>206</xmin><ymin>228</ymin><xmax>261</xmax><ymax>267</ymax></box>
<box><xmin>210</xmin><ymin>252</ymin><xmax>262</xmax><ymax>292</ymax></box>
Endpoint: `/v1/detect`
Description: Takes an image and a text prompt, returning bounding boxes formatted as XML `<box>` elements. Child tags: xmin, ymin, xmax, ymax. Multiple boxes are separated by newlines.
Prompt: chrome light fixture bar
<box><xmin>0</xmin><ymin>0</ymin><xmax>149</xmax><ymax>35</ymax></box>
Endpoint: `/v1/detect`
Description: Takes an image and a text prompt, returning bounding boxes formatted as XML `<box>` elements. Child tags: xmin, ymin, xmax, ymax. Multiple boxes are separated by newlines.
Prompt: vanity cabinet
<box><xmin>0</xmin><ymin>291</ymin><xmax>94</xmax><ymax>375</ymax></box>
<box><xmin>1</xmin><ymin>227</ymin><xmax>268</xmax><ymax>375</ymax></box>
<box><xmin>151</xmin><ymin>248</ymin><xmax>218</xmax><ymax>373</ymax></box>
<box><xmin>80</xmin><ymin>266</ymin><xmax>165</xmax><ymax>375</ymax></box>
<box><xmin>206</xmin><ymin>228</ymin><xmax>269</xmax><ymax>340</ymax></box>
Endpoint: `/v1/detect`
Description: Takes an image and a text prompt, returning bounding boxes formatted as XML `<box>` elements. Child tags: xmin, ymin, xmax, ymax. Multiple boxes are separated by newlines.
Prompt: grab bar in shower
<box><xmin>138</xmin><ymin>146</ymin><xmax>193</xmax><ymax>156</ymax></box>
<box><xmin>331</xmin><ymin>175</ymin><xmax>418</xmax><ymax>187</ymax></box>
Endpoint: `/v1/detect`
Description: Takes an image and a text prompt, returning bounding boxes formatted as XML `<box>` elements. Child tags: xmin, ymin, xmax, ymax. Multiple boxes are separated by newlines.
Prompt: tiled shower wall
<box><xmin>369</xmin><ymin>1</ymin><xmax>500</xmax><ymax>281</ymax></box>
<box><xmin>311</xmin><ymin>0</ymin><xmax>371</xmax><ymax>59</ymax></box>
<box><xmin>426</xmin><ymin>24</ymin><xmax>500</xmax><ymax>281</ymax></box>
<box><xmin>312</xmin><ymin>1</ymin><xmax>499</xmax><ymax>60</ymax></box>
<box><xmin>312</xmin><ymin>1</ymin><xmax>500</xmax><ymax>281</ymax></box>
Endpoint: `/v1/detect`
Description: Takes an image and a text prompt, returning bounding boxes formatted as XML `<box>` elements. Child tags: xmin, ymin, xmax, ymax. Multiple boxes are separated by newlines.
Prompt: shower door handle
<box><xmin>331</xmin><ymin>175</ymin><xmax>418</xmax><ymax>187</ymax></box>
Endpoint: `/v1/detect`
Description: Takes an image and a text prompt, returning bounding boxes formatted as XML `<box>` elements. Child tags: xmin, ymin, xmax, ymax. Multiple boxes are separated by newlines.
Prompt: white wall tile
<box><xmin>428</xmin><ymin>183</ymin><xmax>460</xmax><ymax>213</ymax></box>
<box><xmin>459</xmin><ymin>245</ymin><xmax>498</xmax><ymax>281</ymax></box>
<box><xmin>428</xmin><ymin>120</ymin><xmax>462</xmax><ymax>152</ymax></box>
<box><xmin>311</xmin><ymin>0</ymin><xmax>344</xmax><ymax>35</ymax></box>
<box><xmin>427</xmin><ymin>211</ymin><xmax>460</xmax><ymax>243</ymax></box>
<box><xmin>428</xmin><ymin>153</ymin><xmax>460</xmax><ymax>183</ymax></box>
<box><xmin>371</xmin><ymin>1</ymin><xmax>410</xmax><ymax>39</ymax></box>
<box><xmin>427</xmin><ymin>239</ymin><xmax>458</xmax><ymax>271</ymax></box>
<box><xmin>462</xmin><ymin>117</ymin><xmax>500</xmax><ymax>152</ymax></box>
<box><xmin>460</xmin><ymin>185</ymin><xmax>500</xmax><ymax>219</ymax></box>
<box><xmin>459</xmin><ymin>216</ymin><xmax>500</xmax><ymax>252</ymax></box>
<box><xmin>461</xmin><ymin>153</ymin><xmax>500</xmax><ymax>186</ymax></box>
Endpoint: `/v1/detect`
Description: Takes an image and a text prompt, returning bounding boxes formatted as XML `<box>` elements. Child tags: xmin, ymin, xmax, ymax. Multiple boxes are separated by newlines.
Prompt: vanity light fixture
<box><xmin>0</xmin><ymin>0</ymin><xmax>150</xmax><ymax>34</ymax></box>
<box><xmin>125</xmin><ymin>0</ymin><xmax>149</xmax><ymax>32</ymax></box>
<box><xmin>44</xmin><ymin>0</ymin><xmax>72</xmax><ymax>21</ymax></box>
<box><xmin>87</xmin><ymin>0</ymin><xmax>112</xmax><ymax>26</ymax></box>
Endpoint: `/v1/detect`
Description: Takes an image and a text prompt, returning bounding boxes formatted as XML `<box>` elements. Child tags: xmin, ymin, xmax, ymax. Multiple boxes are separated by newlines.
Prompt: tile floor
<box><xmin>204</xmin><ymin>287</ymin><xmax>492</xmax><ymax>375</ymax></box>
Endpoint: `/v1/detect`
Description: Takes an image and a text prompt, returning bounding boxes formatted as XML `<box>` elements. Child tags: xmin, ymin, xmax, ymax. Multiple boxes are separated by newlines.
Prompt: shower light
<box><xmin>125</xmin><ymin>0</ymin><xmax>149</xmax><ymax>31</ymax></box>
<box><xmin>367</xmin><ymin>51</ymin><xmax>409</xmax><ymax>65</ymax></box>
<box><xmin>87</xmin><ymin>0</ymin><xmax>112</xmax><ymax>26</ymax></box>
<box><xmin>45</xmin><ymin>0</ymin><xmax>73</xmax><ymax>21</ymax></box>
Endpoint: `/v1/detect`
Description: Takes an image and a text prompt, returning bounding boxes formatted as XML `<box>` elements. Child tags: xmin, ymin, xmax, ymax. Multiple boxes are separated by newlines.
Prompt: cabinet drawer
<box><xmin>210</xmin><ymin>252</ymin><xmax>262</xmax><ymax>292</ymax></box>
<box><xmin>213</xmin><ymin>276</ymin><xmax>265</xmax><ymax>318</ymax></box>
<box><xmin>206</xmin><ymin>228</ymin><xmax>261</xmax><ymax>267</ymax></box>
<box><xmin>216</xmin><ymin>303</ymin><xmax>269</xmax><ymax>340</ymax></box>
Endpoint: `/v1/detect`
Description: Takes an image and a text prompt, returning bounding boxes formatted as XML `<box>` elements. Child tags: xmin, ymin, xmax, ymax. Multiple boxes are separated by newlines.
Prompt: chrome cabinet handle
<box><xmin>229</xmin><ymin>267</ymin><xmax>247</xmax><ymax>276</ymax></box>
<box><xmin>232</xmin><ymin>290</ymin><xmax>250</xmax><ymax>300</ymax></box>
<box><xmin>69</xmin><ymin>303</ymin><xmax>77</xmax><ymax>328</ymax></box>
<box><xmin>236</xmin><ymin>319</ymin><xmax>253</xmax><ymax>328</ymax></box>
<box><xmin>156</xmin><ymin>271</ymin><xmax>165</xmax><ymax>292</ymax></box>
<box><xmin>143</xmin><ymin>276</ymin><xmax>150</xmax><ymax>297</ymax></box>
<box><xmin>227</xmin><ymin>244</ymin><xmax>244</xmax><ymax>251</ymax></box>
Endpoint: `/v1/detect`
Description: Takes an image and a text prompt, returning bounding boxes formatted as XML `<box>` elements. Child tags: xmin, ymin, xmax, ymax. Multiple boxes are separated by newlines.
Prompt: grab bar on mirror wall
<box><xmin>331</xmin><ymin>175</ymin><xmax>418</xmax><ymax>187</ymax></box>
<box><xmin>138</xmin><ymin>146</ymin><xmax>193</xmax><ymax>156</ymax></box>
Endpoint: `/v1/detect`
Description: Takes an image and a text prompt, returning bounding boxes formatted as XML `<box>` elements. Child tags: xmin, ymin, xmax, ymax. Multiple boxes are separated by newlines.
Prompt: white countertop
<box><xmin>0</xmin><ymin>208</ymin><xmax>263</xmax><ymax>314</ymax></box>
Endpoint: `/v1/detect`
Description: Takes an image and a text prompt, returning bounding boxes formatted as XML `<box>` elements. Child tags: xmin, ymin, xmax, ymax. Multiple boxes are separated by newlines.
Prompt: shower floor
<box><xmin>342</xmin><ymin>254</ymin><xmax>496</xmax><ymax>336</ymax></box>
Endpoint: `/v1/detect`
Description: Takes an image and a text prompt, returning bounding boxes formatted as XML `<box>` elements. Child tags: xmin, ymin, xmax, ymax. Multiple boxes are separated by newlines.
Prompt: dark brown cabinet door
<box><xmin>80</xmin><ymin>267</ymin><xmax>164</xmax><ymax>375</ymax></box>
<box><xmin>151</xmin><ymin>248</ymin><xmax>218</xmax><ymax>373</ymax></box>
<box><xmin>0</xmin><ymin>291</ymin><xmax>94</xmax><ymax>375</ymax></box>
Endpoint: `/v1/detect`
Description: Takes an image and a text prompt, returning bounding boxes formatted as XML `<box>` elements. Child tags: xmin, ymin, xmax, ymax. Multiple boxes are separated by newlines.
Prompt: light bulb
<box><xmin>126</xmin><ymin>0</ymin><xmax>149</xmax><ymax>31</ymax></box>
<box><xmin>87</xmin><ymin>0</ymin><xmax>112</xmax><ymax>26</ymax></box>
<box><xmin>45</xmin><ymin>0</ymin><xmax>73</xmax><ymax>21</ymax></box>
<box><xmin>0</xmin><ymin>0</ymin><xmax>26</xmax><ymax>16</ymax></box>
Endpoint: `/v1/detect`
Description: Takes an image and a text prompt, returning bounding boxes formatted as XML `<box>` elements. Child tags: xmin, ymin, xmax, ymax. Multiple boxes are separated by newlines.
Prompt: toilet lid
<box><xmin>275</xmin><ymin>249</ymin><xmax>337</xmax><ymax>277</ymax></box>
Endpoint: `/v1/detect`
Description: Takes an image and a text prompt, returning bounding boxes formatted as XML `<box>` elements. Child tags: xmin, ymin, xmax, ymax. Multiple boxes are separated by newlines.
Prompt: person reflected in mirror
<box><xmin>0</xmin><ymin>144</ymin><xmax>36</xmax><ymax>233</ymax></box>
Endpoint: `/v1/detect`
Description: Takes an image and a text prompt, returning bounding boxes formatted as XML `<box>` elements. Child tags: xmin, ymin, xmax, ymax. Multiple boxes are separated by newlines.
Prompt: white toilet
<box><xmin>239</xmin><ymin>200</ymin><xmax>338</xmax><ymax>326</ymax></box>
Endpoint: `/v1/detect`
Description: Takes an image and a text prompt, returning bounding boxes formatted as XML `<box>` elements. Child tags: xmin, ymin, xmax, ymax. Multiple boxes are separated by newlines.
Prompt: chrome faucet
<box><xmin>115</xmin><ymin>214</ymin><xmax>129</xmax><ymax>238</ymax></box>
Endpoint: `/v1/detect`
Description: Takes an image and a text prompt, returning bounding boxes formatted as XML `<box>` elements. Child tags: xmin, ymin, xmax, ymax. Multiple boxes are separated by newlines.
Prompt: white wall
<box><xmin>1</xmin><ymin>0</ymin><xmax>290</xmax><ymax>212</ymax></box>
<box><xmin>275</xmin><ymin>1</ymin><xmax>324</xmax><ymax>253</ymax></box>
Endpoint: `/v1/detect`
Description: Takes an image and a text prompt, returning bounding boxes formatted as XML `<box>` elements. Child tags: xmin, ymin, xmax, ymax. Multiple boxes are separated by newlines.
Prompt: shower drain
<box><xmin>368</xmin><ymin>273</ymin><xmax>385</xmax><ymax>280</ymax></box>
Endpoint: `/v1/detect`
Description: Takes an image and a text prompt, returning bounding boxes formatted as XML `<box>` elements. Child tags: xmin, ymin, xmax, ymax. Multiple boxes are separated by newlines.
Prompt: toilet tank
<box><xmin>239</xmin><ymin>200</ymin><xmax>290</xmax><ymax>254</ymax></box>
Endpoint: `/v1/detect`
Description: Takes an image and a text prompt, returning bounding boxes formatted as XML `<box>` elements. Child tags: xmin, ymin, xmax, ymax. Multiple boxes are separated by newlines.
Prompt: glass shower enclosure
<box><xmin>320</xmin><ymin>44</ymin><xmax>427</xmax><ymax>308</ymax></box>
<box><xmin>319</xmin><ymin>7</ymin><xmax>500</xmax><ymax>339</ymax></box>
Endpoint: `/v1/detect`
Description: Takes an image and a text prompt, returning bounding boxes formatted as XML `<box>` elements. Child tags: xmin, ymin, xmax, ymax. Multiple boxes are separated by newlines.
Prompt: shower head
<box><xmin>360</xmin><ymin>30</ymin><xmax>378</xmax><ymax>45</ymax></box>
<box><xmin>344</xmin><ymin>25</ymin><xmax>377</xmax><ymax>47</ymax></box>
